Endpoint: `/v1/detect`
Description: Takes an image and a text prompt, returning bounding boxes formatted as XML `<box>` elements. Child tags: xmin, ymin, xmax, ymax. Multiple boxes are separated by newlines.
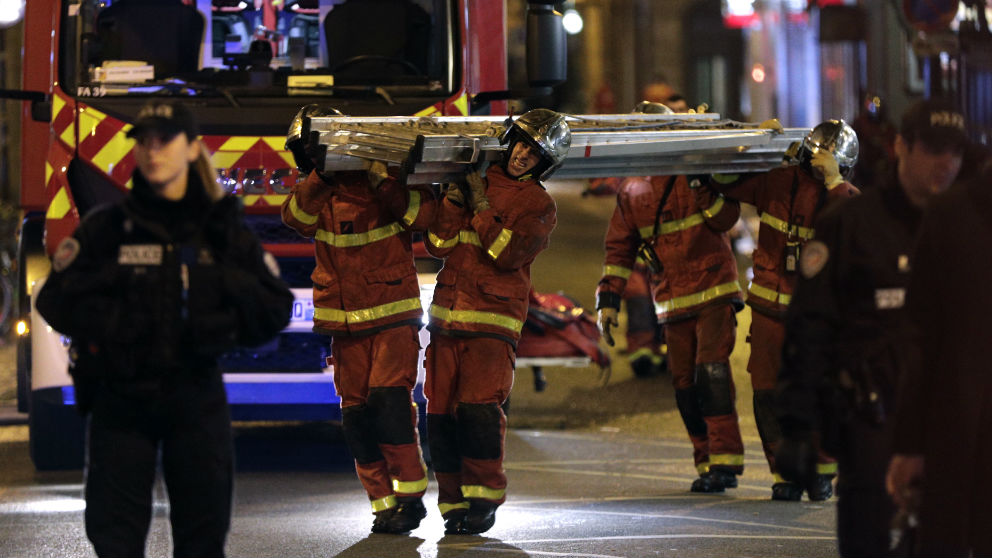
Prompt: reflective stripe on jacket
<box><xmin>281</xmin><ymin>170</ymin><xmax>437</xmax><ymax>336</ymax></box>
<box><xmin>596</xmin><ymin>175</ymin><xmax>742</xmax><ymax>322</ymax></box>
<box><xmin>426</xmin><ymin>165</ymin><xmax>557</xmax><ymax>344</ymax></box>
<box><xmin>713</xmin><ymin>166</ymin><xmax>859</xmax><ymax>316</ymax></box>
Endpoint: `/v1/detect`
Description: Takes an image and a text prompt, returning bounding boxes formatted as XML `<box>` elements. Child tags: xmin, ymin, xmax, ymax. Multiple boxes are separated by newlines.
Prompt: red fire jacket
<box><xmin>426</xmin><ymin>165</ymin><xmax>557</xmax><ymax>345</ymax></box>
<box><xmin>597</xmin><ymin>175</ymin><xmax>742</xmax><ymax>322</ymax></box>
<box><xmin>713</xmin><ymin>166</ymin><xmax>859</xmax><ymax>317</ymax></box>
<box><xmin>281</xmin><ymin>170</ymin><xmax>437</xmax><ymax>336</ymax></box>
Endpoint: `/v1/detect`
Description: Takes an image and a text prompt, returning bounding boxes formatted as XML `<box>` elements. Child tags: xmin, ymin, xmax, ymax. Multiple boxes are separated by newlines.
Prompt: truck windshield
<box><xmin>62</xmin><ymin>0</ymin><xmax>456</xmax><ymax>100</ymax></box>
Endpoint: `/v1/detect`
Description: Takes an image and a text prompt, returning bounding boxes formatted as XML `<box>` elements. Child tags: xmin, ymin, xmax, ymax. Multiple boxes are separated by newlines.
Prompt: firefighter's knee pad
<box><xmin>341</xmin><ymin>404</ymin><xmax>384</xmax><ymax>464</ymax></box>
<box><xmin>752</xmin><ymin>389</ymin><xmax>782</xmax><ymax>444</ymax></box>
<box><xmin>695</xmin><ymin>363</ymin><xmax>734</xmax><ymax>417</ymax></box>
<box><xmin>456</xmin><ymin>403</ymin><xmax>502</xmax><ymax>460</ymax></box>
<box><xmin>675</xmin><ymin>387</ymin><xmax>707</xmax><ymax>437</ymax></box>
<box><xmin>367</xmin><ymin>386</ymin><xmax>416</xmax><ymax>446</ymax></box>
<box><xmin>427</xmin><ymin>414</ymin><xmax>460</xmax><ymax>473</ymax></box>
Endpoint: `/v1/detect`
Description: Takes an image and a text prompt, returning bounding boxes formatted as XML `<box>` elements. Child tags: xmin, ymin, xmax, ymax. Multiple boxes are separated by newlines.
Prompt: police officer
<box><xmin>775</xmin><ymin>99</ymin><xmax>971</xmax><ymax>557</ymax></box>
<box><xmin>281</xmin><ymin>107</ymin><xmax>438</xmax><ymax>535</ymax></box>
<box><xmin>36</xmin><ymin>100</ymin><xmax>294</xmax><ymax>558</ymax></box>
<box><xmin>597</xmin><ymin>102</ymin><xmax>747</xmax><ymax>493</ymax></box>
<box><xmin>710</xmin><ymin>118</ymin><xmax>860</xmax><ymax>500</ymax></box>
<box><xmin>424</xmin><ymin>108</ymin><xmax>569</xmax><ymax>535</ymax></box>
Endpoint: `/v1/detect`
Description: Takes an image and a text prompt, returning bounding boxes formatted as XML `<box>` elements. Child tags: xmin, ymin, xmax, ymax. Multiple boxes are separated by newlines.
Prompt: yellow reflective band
<box><xmin>289</xmin><ymin>195</ymin><xmax>319</xmax><ymax>225</ymax></box>
<box><xmin>638</xmin><ymin>213</ymin><xmax>705</xmax><ymax>239</ymax></box>
<box><xmin>315</xmin><ymin>222</ymin><xmax>403</xmax><ymax>248</ymax></box>
<box><xmin>370</xmin><ymin>494</ymin><xmax>397</xmax><ymax>513</ymax></box>
<box><xmin>773</xmin><ymin>473</ymin><xmax>787</xmax><ymax>483</ymax></box>
<box><xmin>314</xmin><ymin>297</ymin><xmax>422</xmax><ymax>324</ymax></box>
<box><xmin>712</xmin><ymin>173</ymin><xmax>739</xmax><ymax>184</ymax></box>
<box><xmin>701</xmin><ymin>196</ymin><xmax>725</xmax><ymax>219</ymax></box>
<box><xmin>392</xmin><ymin>476</ymin><xmax>428</xmax><ymax>494</ymax></box>
<box><xmin>461</xmin><ymin>485</ymin><xmax>506</xmax><ymax>501</ymax></box>
<box><xmin>653</xmin><ymin>281</ymin><xmax>741</xmax><ymax>314</ymax></box>
<box><xmin>748</xmin><ymin>282</ymin><xmax>792</xmax><ymax>306</ymax></box>
<box><xmin>759</xmin><ymin>212</ymin><xmax>814</xmax><ymax>240</ymax></box>
<box><xmin>402</xmin><ymin>190</ymin><xmax>421</xmax><ymax>226</ymax></box>
<box><xmin>46</xmin><ymin>187</ymin><xmax>71</xmax><ymax>220</ymax></box>
<box><xmin>817</xmin><ymin>463</ymin><xmax>838</xmax><ymax>475</ymax></box>
<box><xmin>709</xmin><ymin>453</ymin><xmax>745</xmax><ymax>466</ymax></box>
<box><xmin>627</xmin><ymin>347</ymin><xmax>662</xmax><ymax>364</ymax></box>
<box><xmin>438</xmin><ymin>502</ymin><xmax>470</xmax><ymax>516</ymax></box>
<box><xmin>429</xmin><ymin>304</ymin><xmax>523</xmax><ymax>334</ymax></box>
<box><xmin>697</xmin><ymin>462</ymin><xmax>710</xmax><ymax>475</ymax></box>
<box><xmin>603</xmin><ymin>264</ymin><xmax>632</xmax><ymax>279</ymax></box>
<box><xmin>427</xmin><ymin>229</ymin><xmax>482</xmax><ymax>249</ymax></box>
<box><xmin>487</xmin><ymin>228</ymin><xmax>513</xmax><ymax>260</ymax></box>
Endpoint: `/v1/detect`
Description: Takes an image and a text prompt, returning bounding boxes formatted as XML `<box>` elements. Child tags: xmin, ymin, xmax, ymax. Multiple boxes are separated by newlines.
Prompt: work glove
<box><xmin>759</xmin><ymin>118</ymin><xmax>784</xmax><ymax>133</ymax></box>
<box><xmin>811</xmin><ymin>150</ymin><xmax>845</xmax><ymax>188</ymax></box>
<box><xmin>465</xmin><ymin>171</ymin><xmax>490</xmax><ymax>214</ymax></box>
<box><xmin>443</xmin><ymin>183</ymin><xmax>466</xmax><ymax>207</ymax></box>
<box><xmin>774</xmin><ymin>434</ymin><xmax>817</xmax><ymax>488</ymax></box>
<box><xmin>597</xmin><ymin>307</ymin><xmax>619</xmax><ymax>347</ymax></box>
<box><xmin>365</xmin><ymin>160</ymin><xmax>389</xmax><ymax>191</ymax></box>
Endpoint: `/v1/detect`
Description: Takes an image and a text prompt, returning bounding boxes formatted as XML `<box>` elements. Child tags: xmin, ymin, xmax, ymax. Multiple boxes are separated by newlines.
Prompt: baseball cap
<box><xmin>126</xmin><ymin>100</ymin><xmax>198</xmax><ymax>141</ymax></box>
<box><xmin>900</xmin><ymin>98</ymin><xmax>969</xmax><ymax>153</ymax></box>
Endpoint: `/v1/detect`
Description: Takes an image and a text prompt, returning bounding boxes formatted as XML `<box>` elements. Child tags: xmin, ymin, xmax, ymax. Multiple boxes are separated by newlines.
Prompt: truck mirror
<box><xmin>526</xmin><ymin>2</ymin><xmax>567</xmax><ymax>88</ymax></box>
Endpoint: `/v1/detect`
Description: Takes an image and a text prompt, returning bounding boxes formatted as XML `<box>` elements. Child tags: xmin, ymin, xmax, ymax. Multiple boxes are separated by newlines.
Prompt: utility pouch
<box><xmin>784</xmin><ymin>241</ymin><xmax>800</xmax><ymax>274</ymax></box>
<box><xmin>637</xmin><ymin>240</ymin><xmax>663</xmax><ymax>275</ymax></box>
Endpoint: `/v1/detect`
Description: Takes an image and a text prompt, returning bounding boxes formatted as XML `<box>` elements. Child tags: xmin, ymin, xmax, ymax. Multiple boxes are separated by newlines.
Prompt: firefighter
<box><xmin>710</xmin><ymin>118</ymin><xmax>861</xmax><ymax>501</ymax></box>
<box><xmin>596</xmin><ymin>101</ymin><xmax>746</xmax><ymax>492</ymax></box>
<box><xmin>281</xmin><ymin>112</ymin><xmax>438</xmax><ymax>534</ymax></box>
<box><xmin>35</xmin><ymin>100</ymin><xmax>293</xmax><ymax>558</ymax></box>
<box><xmin>424</xmin><ymin>108</ymin><xmax>570</xmax><ymax>535</ymax></box>
<box><xmin>775</xmin><ymin>99</ymin><xmax>971</xmax><ymax>556</ymax></box>
<box><xmin>581</xmin><ymin>102</ymin><xmax>675</xmax><ymax>379</ymax></box>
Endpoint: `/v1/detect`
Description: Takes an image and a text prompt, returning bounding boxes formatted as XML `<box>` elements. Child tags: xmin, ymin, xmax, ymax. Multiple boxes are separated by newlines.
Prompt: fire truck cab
<box><xmin>14</xmin><ymin>0</ymin><xmax>565</xmax><ymax>469</ymax></box>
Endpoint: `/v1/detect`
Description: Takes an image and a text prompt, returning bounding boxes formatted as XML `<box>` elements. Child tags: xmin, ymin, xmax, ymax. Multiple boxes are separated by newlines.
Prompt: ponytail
<box><xmin>194</xmin><ymin>142</ymin><xmax>225</xmax><ymax>202</ymax></box>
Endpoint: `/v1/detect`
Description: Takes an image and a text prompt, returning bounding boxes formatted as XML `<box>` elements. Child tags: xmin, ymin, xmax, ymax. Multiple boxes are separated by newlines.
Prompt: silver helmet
<box><xmin>501</xmin><ymin>108</ymin><xmax>572</xmax><ymax>181</ymax></box>
<box><xmin>286</xmin><ymin>104</ymin><xmax>345</xmax><ymax>174</ymax></box>
<box><xmin>799</xmin><ymin>119</ymin><xmax>859</xmax><ymax>178</ymax></box>
<box><xmin>632</xmin><ymin>101</ymin><xmax>674</xmax><ymax>115</ymax></box>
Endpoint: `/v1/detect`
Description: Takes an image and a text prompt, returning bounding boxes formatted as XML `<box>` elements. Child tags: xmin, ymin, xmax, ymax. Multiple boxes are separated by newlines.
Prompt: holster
<box><xmin>68</xmin><ymin>340</ymin><xmax>104</xmax><ymax>416</ymax></box>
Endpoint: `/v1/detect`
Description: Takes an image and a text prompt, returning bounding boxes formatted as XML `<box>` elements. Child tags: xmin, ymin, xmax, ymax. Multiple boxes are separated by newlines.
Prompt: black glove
<box><xmin>775</xmin><ymin>434</ymin><xmax>817</xmax><ymax>487</ymax></box>
<box><xmin>687</xmin><ymin>174</ymin><xmax>710</xmax><ymax>189</ymax></box>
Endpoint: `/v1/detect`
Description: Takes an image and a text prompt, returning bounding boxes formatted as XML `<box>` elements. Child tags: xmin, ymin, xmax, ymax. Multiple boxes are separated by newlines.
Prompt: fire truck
<box><xmin>8</xmin><ymin>0</ymin><xmax>574</xmax><ymax>470</ymax></box>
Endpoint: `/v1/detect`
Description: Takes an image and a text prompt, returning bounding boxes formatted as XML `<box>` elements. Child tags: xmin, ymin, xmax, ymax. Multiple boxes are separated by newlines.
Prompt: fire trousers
<box><xmin>331</xmin><ymin>324</ymin><xmax>428</xmax><ymax>512</ymax></box>
<box><xmin>663</xmin><ymin>302</ymin><xmax>744</xmax><ymax>475</ymax></box>
<box><xmin>747</xmin><ymin>310</ymin><xmax>836</xmax><ymax>479</ymax></box>
<box><xmin>624</xmin><ymin>266</ymin><xmax>666</xmax><ymax>363</ymax></box>
<box><xmin>424</xmin><ymin>334</ymin><xmax>515</xmax><ymax>518</ymax></box>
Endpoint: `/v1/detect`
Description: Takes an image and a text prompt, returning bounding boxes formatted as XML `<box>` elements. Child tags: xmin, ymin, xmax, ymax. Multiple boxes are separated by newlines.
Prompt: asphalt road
<box><xmin>0</xmin><ymin>420</ymin><xmax>837</xmax><ymax>558</ymax></box>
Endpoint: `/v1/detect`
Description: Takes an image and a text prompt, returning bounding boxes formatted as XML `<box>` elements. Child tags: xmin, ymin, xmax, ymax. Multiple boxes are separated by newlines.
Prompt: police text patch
<box><xmin>799</xmin><ymin>240</ymin><xmax>829</xmax><ymax>278</ymax></box>
<box><xmin>875</xmin><ymin>288</ymin><xmax>905</xmax><ymax>309</ymax></box>
<box><xmin>118</xmin><ymin>244</ymin><xmax>163</xmax><ymax>265</ymax></box>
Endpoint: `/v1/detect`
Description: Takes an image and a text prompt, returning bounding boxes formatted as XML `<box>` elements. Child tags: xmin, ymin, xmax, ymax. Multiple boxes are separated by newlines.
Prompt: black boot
<box><xmin>386</xmin><ymin>497</ymin><xmax>427</xmax><ymax>533</ymax></box>
<box><xmin>462</xmin><ymin>500</ymin><xmax>498</xmax><ymax>535</ymax></box>
<box><xmin>771</xmin><ymin>482</ymin><xmax>804</xmax><ymax>501</ymax></box>
<box><xmin>691</xmin><ymin>469</ymin><xmax>738</xmax><ymax>493</ymax></box>
<box><xmin>443</xmin><ymin>509</ymin><xmax>468</xmax><ymax>535</ymax></box>
<box><xmin>806</xmin><ymin>475</ymin><xmax>834</xmax><ymax>501</ymax></box>
<box><xmin>371</xmin><ymin>508</ymin><xmax>396</xmax><ymax>534</ymax></box>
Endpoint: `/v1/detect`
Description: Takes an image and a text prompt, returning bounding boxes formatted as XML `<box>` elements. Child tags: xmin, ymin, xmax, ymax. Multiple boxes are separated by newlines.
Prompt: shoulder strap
<box><xmin>650</xmin><ymin>176</ymin><xmax>678</xmax><ymax>238</ymax></box>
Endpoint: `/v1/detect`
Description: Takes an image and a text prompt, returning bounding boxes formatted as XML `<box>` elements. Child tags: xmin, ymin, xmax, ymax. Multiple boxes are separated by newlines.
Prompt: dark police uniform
<box><xmin>776</xmin><ymin>171</ymin><xmax>922</xmax><ymax>557</ymax></box>
<box><xmin>36</xmin><ymin>170</ymin><xmax>293</xmax><ymax>558</ymax></box>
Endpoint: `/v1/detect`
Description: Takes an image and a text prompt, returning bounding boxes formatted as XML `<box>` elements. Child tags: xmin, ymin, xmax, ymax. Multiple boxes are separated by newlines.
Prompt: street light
<box><xmin>562</xmin><ymin>8</ymin><xmax>583</xmax><ymax>35</ymax></box>
<box><xmin>0</xmin><ymin>0</ymin><xmax>25</xmax><ymax>29</ymax></box>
